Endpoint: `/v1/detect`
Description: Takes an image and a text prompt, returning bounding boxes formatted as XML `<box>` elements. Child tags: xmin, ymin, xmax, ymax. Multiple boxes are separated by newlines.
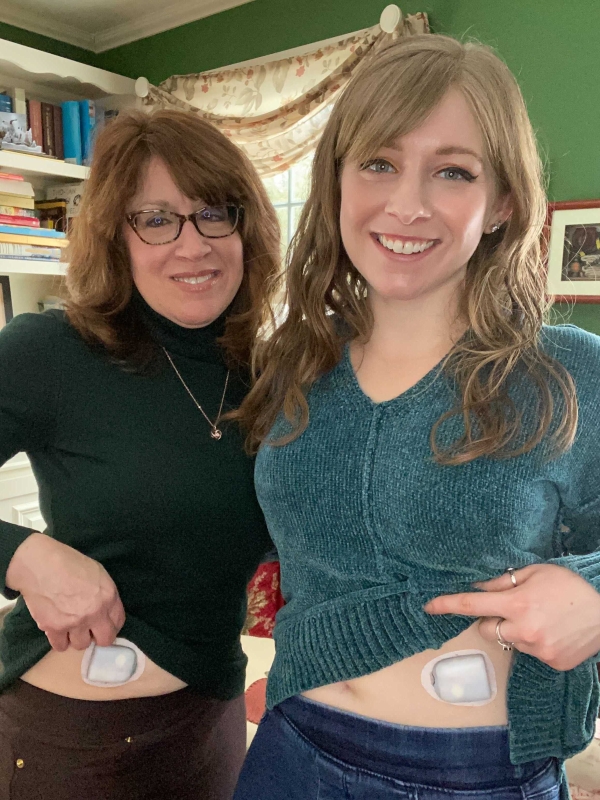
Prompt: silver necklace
<box><xmin>162</xmin><ymin>348</ymin><xmax>230</xmax><ymax>440</ymax></box>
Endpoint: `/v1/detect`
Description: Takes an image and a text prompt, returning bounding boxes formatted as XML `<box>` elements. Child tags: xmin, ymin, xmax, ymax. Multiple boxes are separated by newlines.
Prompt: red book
<box><xmin>0</xmin><ymin>214</ymin><xmax>40</xmax><ymax>227</ymax></box>
<box><xmin>41</xmin><ymin>102</ymin><xmax>55</xmax><ymax>156</ymax></box>
<box><xmin>27</xmin><ymin>100</ymin><xmax>44</xmax><ymax>153</ymax></box>
<box><xmin>53</xmin><ymin>104</ymin><xmax>64</xmax><ymax>161</ymax></box>
<box><xmin>0</xmin><ymin>173</ymin><xmax>24</xmax><ymax>181</ymax></box>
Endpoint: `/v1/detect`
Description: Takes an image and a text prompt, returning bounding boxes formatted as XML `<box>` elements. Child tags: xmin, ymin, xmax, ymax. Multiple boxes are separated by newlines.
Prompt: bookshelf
<box><xmin>0</xmin><ymin>37</ymin><xmax>137</xmax><ymax>315</ymax></box>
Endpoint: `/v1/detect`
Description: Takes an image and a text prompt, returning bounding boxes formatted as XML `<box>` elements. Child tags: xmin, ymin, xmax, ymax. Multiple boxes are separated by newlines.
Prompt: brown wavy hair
<box><xmin>66</xmin><ymin>108</ymin><xmax>279</xmax><ymax>369</ymax></box>
<box><xmin>237</xmin><ymin>34</ymin><xmax>577</xmax><ymax>463</ymax></box>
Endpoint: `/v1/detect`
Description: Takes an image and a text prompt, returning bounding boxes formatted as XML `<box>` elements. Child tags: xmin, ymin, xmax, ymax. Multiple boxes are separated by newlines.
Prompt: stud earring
<box><xmin>490</xmin><ymin>221</ymin><xmax>502</xmax><ymax>233</ymax></box>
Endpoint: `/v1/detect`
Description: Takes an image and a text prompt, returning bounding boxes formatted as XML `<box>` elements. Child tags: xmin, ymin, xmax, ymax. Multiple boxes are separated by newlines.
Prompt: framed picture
<box><xmin>546</xmin><ymin>200</ymin><xmax>600</xmax><ymax>302</ymax></box>
<box><xmin>0</xmin><ymin>276</ymin><xmax>13</xmax><ymax>329</ymax></box>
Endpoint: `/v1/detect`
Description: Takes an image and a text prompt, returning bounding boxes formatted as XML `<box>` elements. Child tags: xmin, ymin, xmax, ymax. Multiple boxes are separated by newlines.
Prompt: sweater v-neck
<box><xmin>340</xmin><ymin>343</ymin><xmax>448</xmax><ymax>407</ymax></box>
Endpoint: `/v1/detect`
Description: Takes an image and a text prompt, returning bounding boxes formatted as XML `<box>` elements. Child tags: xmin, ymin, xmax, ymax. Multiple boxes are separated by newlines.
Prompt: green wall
<box><xmin>91</xmin><ymin>0</ymin><xmax>600</xmax><ymax>204</ymax></box>
<box><xmin>1</xmin><ymin>1</ymin><xmax>599</xmax><ymax>332</ymax></box>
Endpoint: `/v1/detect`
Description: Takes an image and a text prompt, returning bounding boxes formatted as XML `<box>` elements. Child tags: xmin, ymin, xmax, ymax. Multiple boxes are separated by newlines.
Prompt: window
<box><xmin>262</xmin><ymin>154</ymin><xmax>313</xmax><ymax>252</ymax></box>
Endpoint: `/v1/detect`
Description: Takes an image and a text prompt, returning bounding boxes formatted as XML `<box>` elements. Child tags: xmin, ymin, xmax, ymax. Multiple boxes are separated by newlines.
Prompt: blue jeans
<box><xmin>234</xmin><ymin>695</ymin><xmax>560</xmax><ymax>800</ymax></box>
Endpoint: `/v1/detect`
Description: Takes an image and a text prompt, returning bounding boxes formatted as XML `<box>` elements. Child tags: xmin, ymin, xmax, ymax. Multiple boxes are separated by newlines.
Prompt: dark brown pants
<box><xmin>0</xmin><ymin>680</ymin><xmax>246</xmax><ymax>800</ymax></box>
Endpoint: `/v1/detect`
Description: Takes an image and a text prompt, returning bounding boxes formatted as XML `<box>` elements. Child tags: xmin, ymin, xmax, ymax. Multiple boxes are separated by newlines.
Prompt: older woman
<box><xmin>0</xmin><ymin>109</ymin><xmax>279</xmax><ymax>800</ymax></box>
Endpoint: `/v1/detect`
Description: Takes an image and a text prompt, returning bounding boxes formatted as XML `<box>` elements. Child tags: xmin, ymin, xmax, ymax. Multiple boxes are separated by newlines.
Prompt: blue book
<box><xmin>61</xmin><ymin>101</ymin><xmax>82</xmax><ymax>165</ymax></box>
<box><xmin>79</xmin><ymin>100</ymin><xmax>96</xmax><ymax>166</ymax></box>
<box><xmin>0</xmin><ymin>224</ymin><xmax>66</xmax><ymax>238</ymax></box>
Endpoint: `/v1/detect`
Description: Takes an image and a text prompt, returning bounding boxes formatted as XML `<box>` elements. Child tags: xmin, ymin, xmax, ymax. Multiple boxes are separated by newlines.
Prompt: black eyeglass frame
<box><xmin>125</xmin><ymin>203</ymin><xmax>244</xmax><ymax>245</ymax></box>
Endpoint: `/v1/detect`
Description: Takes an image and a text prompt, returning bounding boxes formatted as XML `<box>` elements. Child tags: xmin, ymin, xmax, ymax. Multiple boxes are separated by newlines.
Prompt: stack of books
<box><xmin>0</xmin><ymin>173</ymin><xmax>66</xmax><ymax>262</ymax></box>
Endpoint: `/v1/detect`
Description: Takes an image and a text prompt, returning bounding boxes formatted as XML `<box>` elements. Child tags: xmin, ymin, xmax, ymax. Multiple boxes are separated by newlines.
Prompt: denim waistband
<box><xmin>276</xmin><ymin>695</ymin><xmax>556</xmax><ymax>789</ymax></box>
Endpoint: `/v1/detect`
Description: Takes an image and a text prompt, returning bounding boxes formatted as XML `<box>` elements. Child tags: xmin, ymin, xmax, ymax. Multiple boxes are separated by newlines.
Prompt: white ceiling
<box><xmin>0</xmin><ymin>0</ymin><xmax>256</xmax><ymax>53</ymax></box>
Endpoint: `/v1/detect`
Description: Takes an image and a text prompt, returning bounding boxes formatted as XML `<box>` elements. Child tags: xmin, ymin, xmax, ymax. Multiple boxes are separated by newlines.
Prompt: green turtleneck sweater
<box><xmin>0</xmin><ymin>300</ymin><xmax>272</xmax><ymax>698</ymax></box>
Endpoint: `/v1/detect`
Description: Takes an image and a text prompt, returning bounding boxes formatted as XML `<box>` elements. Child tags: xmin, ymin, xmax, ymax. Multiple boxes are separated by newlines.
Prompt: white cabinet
<box><xmin>0</xmin><ymin>453</ymin><xmax>42</xmax><ymax>609</ymax></box>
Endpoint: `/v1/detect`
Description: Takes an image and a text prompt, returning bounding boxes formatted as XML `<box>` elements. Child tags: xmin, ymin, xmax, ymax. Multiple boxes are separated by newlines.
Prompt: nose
<box><xmin>384</xmin><ymin>169</ymin><xmax>432</xmax><ymax>225</ymax></box>
<box><xmin>174</xmin><ymin>218</ymin><xmax>213</xmax><ymax>257</ymax></box>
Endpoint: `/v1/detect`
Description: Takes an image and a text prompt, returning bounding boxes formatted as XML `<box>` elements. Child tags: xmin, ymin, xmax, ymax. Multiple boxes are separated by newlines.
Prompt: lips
<box><xmin>376</xmin><ymin>234</ymin><xmax>437</xmax><ymax>255</ymax></box>
<box><xmin>171</xmin><ymin>270</ymin><xmax>219</xmax><ymax>285</ymax></box>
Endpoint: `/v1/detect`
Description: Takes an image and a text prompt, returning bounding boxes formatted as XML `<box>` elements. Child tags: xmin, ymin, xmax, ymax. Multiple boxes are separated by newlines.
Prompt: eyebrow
<box><xmin>131</xmin><ymin>200</ymin><xmax>178</xmax><ymax>210</ymax></box>
<box><xmin>383</xmin><ymin>144</ymin><xmax>484</xmax><ymax>166</ymax></box>
<box><xmin>435</xmin><ymin>146</ymin><xmax>484</xmax><ymax>165</ymax></box>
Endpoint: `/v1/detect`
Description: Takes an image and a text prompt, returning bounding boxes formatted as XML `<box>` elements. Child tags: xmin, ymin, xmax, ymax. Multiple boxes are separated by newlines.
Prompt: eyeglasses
<box><xmin>126</xmin><ymin>204</ymin><xmax>243</xmax><ymax>245</ymax></box>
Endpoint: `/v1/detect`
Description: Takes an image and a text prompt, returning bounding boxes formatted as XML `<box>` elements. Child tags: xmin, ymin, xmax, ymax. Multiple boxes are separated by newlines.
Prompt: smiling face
<box><xmin>339</xmin><ymin>88</ymin><xmax>512</xmax><ymax>313</ymax></box>
<box><xmin>124</xmin><ymin>156</ymin><xmax>244</xmax><ymax>328</ymax></box>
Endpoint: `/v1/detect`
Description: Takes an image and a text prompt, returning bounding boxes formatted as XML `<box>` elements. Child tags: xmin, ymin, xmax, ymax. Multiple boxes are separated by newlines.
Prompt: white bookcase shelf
<box><xmin>0</xmin><ymin>150</ymin><xmax>89</xmax><ymax>181</ymax></box>
<box><xmin>0</xmin><ymin>259</ymin><xmax>67</xmax><ymax>276</ymax></box>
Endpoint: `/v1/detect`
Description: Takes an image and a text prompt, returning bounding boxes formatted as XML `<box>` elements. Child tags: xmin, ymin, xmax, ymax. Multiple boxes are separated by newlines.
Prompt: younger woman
<box><xmin>234</xmin><ymin>35</ymin><xmax>600</xmax><ymax>800</ymax></box>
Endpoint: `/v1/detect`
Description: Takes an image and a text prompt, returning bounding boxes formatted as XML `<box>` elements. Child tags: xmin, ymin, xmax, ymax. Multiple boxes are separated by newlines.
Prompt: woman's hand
<box><xmin>424</xmin><ymin>564</ymin><xmax>600</xmax><ymax>671</ymax></box>
<box><xmin>6</xmin><ymin>532</ymin><xmax>126</xmax><ymax>652</ymax></box>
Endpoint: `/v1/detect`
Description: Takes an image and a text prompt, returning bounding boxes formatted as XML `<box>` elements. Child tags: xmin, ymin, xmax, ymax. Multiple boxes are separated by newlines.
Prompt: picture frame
<box><xmin>0</xmin><ymin>275</ymin><xmax>14</xmax><ymax>329</ymax></box>
<box><xmin>545</xmin><ymin>200</ymin><xmax>600</xmax><ymax>303</ymax></box>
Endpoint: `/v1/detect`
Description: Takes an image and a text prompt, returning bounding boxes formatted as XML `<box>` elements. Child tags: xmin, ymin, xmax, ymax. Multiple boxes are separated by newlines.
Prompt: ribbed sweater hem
<box><xmin>266</xmin><ymin>589</ymin><xmax>600</xmax><ymax>765</ymax></box>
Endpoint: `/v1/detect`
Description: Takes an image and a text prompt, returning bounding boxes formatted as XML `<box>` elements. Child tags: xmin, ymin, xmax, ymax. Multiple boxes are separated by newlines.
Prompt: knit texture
<box><xmin>0</xmin><ymin>302</ymin><xmax>271</xmax><ymax>698</ymax></box>
<box><xmin>256</xmin><ymin>324</ymin><xmax>600</xmax><ymax>769</ymax></box>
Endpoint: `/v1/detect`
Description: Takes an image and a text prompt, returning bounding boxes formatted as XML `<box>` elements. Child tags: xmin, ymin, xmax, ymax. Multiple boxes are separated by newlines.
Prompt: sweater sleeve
<box><xmin>546</xmin><ymin>326</ymin><xmax>600</xmax><ymax>591</ymax></box>
<box><xmin>0</xmin><ymin>312</ymin><xmax>62</xmax><ymax>597</ymax></box>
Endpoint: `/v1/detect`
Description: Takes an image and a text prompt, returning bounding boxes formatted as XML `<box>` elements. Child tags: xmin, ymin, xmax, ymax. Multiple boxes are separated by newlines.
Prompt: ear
<box><xmin>485</xmin><ymin>192</ymin><xmax>513</xmax><ymax>234</ymax></box>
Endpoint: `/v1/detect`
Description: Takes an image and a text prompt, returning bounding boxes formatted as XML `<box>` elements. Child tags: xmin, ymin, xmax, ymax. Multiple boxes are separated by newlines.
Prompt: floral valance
<box><xmin>143</xmin><ymin>11</ymin><xmax>429</xmax><ymax>177</ymax></box>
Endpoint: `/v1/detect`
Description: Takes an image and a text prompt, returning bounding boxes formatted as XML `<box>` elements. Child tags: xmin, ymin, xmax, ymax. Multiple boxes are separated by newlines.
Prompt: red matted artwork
<box><xmin>545</xmin><ymin>200</ymin><xmax>600</xmax><ymax>303</ymax></box>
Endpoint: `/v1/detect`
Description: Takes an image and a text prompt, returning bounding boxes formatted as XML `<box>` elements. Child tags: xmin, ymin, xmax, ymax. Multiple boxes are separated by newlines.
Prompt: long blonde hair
<box><xmin>66</xmin><ymin>109</ymin><xmax>279</xmax><ymax>369</ymax></box>
<box><xmin>237</xmin><ymin>34</ymin><xmax>576</xmax><ymax>462</ymax></box>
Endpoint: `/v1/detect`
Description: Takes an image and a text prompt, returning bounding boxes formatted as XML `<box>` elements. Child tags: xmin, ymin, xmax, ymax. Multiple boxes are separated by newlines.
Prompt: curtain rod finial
<box><xmin>135</xmin><ymin>77</ymin><xmax>150</xmax><ymax>98</ymax></box>
<box><xmin>380</xmin><ymin>4</ymin><xmax>402</xmax><ymax>33</ymax></box>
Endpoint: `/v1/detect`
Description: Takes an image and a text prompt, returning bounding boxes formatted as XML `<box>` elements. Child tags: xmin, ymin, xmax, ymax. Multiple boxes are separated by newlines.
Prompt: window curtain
<box><xmin>142</xmin><ymin>11</ymin><xmax>429</xmax><ymax>177</ymax></box>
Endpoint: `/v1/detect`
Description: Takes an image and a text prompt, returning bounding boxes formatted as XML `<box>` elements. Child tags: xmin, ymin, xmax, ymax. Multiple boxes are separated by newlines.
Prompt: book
<box><xmin>0</xmin><ymin>205</ymin><xmax>38</xmax><ymax>217</ymax></box>
<box><xmin>61</xmin><ymin>102</ymin><xmax>82</xmax><ymax>165</ymax></box>
<box><xmin>41</xmin><ymin>102</ymin><xmax>56</xmax><ymax>156</ymax></box>
<box><xmin>0</xmin><ymin>223</ymin><xmax>65</xmax><ymax>238</ymax></box>
<box><xmin>11</xmin><ymin>88</ymin><xmax>26</xmax><ymax>116</ymax></box>
<box><xmin>79</xmin><ymin>100</ymin><xmax>96</xmax><ymax>166</ymax></box>
<box><xmin>53</xmin><ymin>105</ymin><xmax>64</xmax><ymax>161</ymax></box>
<box><xmin>26</xmin><ymin>99</ymin><xmax>43</xmax><ymax>151</ymax></box>
<box><xmin>45</xmin><ymin>183</ymin><xmax>84</xmax><ymax>218</ymax></box>
<box><xmin>34</xmin><ymin>200</ymin><xmax>67</xmax><ymax>232</ymax></box>
<box><xmin>0</xmin><ymin>173</ymin><xmax>24</xmax><ymax>181</ymax></box>
<box><xmin>0</xmin><ymin>242</ymin><xmax>61</xmax><ymax>259</ymax></box>
<box><xmin>0</xmin><ymin>178</ymin><xmax>34</xmax><ymax>197</ymax></box>
<box><xmin>0</xmin><ymin>193</ymin><xmax>35</xmax><ymax>209</ymax></box>
<box><xmin>0</xmin><ymin>235</ymin><xmax>67</xmax><ymax>250</ymax></box>
<box><xmin>0</xmin><ymin>214</ymin><xmax>40</xmax><ymax>227</ymax></box>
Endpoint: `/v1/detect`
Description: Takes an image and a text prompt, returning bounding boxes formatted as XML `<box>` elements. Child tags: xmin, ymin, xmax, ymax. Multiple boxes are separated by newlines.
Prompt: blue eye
<box><xmin>138</xmin><ymin>213</ymin><xmax>175</xmax><ymax>229</ymax></box>
<box><xmin>438</xmin><ymin>167</ymin><xmax>476</xmax><ymax>182</ymax></box>
<box><xmin>362</xmin><ymin>159</ymin><xmax>395</xmax><ymax>174</ymax></box>
<box><xmin>198</xmin><ymin>206</ymin><xmax>228</xmax><ymax>223</ymax></box>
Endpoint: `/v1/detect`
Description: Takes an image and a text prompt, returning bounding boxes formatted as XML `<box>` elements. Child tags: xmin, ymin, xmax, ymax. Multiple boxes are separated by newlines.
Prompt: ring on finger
<box><xmin>495</xmin><ymin>618</ymin><xmax>514</xmax><ymax>652</ymax></box>
<box><xmin>505</xmin><ymin>567</ymin><xmax>518</xmax><ymax>587</ymax></box>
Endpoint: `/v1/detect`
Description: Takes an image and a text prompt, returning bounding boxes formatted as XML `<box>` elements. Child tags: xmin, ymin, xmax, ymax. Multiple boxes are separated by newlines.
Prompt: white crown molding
<box><xmin>0</xmin><ymin>5</ymin><xmax>96</xmax><ymax>50</ymax></box>
<box><xmin>0</xmin><ymin>0</ymin><xmax>255</xmax><ymax>54</ymax></box>
<box><xmin>93</xmin><ymin>0</ymin><xmax>256</xmax><ymax>53</ymax></box>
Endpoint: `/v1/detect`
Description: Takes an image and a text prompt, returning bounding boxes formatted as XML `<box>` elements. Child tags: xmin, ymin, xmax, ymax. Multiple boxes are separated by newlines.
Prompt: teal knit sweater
<box><xmin>256</xmin><ymin>324</ymin><xmax>600</xmax><ymax>776</ymax></box>
<box><xmin>0</xmin><ymin>301</ymin><xmax>271</xmax><ymax>698</ymax></box>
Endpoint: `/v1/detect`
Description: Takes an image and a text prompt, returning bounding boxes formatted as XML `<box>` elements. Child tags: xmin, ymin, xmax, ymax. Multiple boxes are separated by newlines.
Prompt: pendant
<box><xmin>211</xmin><ymin>428</ymin><xmax>223</xmax><ymax>440</ymax></box>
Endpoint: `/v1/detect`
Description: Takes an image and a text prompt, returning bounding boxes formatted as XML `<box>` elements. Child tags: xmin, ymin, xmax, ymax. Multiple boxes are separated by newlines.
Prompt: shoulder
<box><xmin>0</xmin><ymin>310</ymin><xmax>78</xmax><ymax>368</ymax></box>
<box><xmin>540</xmin><ymin>324</ymin><xmax>600</xmax><ymax>375</ymax></box>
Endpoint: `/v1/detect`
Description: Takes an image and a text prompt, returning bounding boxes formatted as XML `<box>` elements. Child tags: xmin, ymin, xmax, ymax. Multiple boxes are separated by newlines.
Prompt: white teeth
<box><xmin>378</xmin><ymin>235</ymin><xmax>435</xmax><ymax>254</ymax></box>
<box><xmin>173</xmin><ymin>274</ymin><xmax>214</xmax><ymax>284</ymax></box>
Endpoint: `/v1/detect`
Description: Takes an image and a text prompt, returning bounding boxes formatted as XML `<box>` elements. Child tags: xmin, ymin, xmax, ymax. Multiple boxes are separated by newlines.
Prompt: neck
<box><xmin>365</xmin><ymin>285</ymin><xmax>467</xmax><ymax>363</ymax></box>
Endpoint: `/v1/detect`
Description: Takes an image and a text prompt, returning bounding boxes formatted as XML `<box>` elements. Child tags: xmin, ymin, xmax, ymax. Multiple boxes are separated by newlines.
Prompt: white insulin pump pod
<box><xmin>421</xmin><ymin>650</ymin><xmax>497</xmax><ymax>706</ymax></box>
<box><xmin>81</xmin><ymin>638</ymin><xmax>146</xmax><ymax>687</ymax></box>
